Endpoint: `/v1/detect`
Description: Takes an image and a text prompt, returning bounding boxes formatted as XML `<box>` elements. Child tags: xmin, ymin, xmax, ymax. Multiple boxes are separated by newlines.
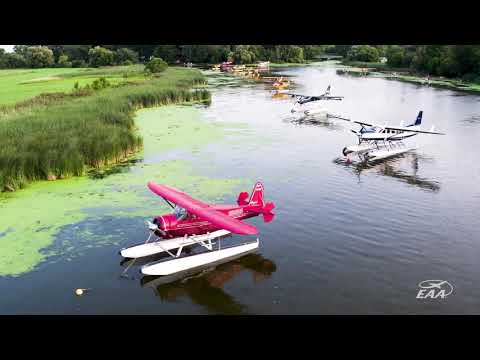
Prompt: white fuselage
<box><xmin>359</xmin><ymin>125</ymin><xmax>420</xmax><ymax>141</ymax></box>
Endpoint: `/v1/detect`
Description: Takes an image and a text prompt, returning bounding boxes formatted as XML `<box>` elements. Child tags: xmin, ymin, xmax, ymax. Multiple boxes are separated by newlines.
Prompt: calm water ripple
<box><xmin>2</xmin><ymin>63</ymin><xmax>480</xmax><ymax>314</ymax></box>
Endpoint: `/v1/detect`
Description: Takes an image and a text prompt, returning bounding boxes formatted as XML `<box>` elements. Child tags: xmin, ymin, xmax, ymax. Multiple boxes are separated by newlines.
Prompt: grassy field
<box><xmin>0</xmin><ymin>65</ymin><xmax>147</xmax><ymax>106</ymax></box>
<box><xmin>0</xmin><ymin>66</ymin><xmax>210</xmax><ymax>192</ymax></box>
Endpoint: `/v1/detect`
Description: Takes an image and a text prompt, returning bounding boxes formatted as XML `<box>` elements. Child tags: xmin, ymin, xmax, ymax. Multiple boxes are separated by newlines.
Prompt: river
<box><xmin>1</xmin><ymin>62</ymin><xmax>480</xmax><ymax>314</ymax></box>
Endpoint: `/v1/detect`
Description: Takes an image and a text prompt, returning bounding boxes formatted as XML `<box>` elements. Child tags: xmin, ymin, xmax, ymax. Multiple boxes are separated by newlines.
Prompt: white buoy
<box><xmin>75</xmin><ymin>288</ymin><xmax>89</xmax><ymax>296</ymax></box>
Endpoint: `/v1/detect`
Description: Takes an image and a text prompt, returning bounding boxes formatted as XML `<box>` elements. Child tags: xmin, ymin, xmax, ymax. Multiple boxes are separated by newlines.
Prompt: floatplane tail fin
<box><xmin>406</xmin><ymin>111</ymin><xmax>423</xmax><ymax>127</ymax></box>
<box><xmin>241</xmin><ymin>182</ymin><xmax>276</xmax><ymax>222</ymax></box>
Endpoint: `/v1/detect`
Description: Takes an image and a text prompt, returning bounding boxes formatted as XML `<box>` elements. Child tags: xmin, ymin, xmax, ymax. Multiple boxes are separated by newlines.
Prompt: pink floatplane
<box><xmin>120</xmin><ymin>182</ymin><xmax>275</xmax><ymax>276</ymax></box>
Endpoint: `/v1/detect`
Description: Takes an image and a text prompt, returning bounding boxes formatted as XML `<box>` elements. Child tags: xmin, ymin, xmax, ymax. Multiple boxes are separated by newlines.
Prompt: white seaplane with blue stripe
<box><xmin>329</xmin><ymin>111</ymin><xmax>445</xmax><ymax>162</ymax></box>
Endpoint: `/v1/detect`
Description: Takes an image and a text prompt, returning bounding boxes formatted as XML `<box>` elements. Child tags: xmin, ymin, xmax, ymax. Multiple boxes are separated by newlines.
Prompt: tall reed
<box><xmin>0</xmin><ymin>68</ymin><xmax>210</xmax><ymax>192</ymax></box>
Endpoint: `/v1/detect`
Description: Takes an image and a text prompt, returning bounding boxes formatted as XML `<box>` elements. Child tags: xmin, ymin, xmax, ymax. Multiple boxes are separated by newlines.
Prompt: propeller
<box><xmin>145</xmin><ymin>220</ymin><xmax>167</xmax><ymax>236</ymax></box>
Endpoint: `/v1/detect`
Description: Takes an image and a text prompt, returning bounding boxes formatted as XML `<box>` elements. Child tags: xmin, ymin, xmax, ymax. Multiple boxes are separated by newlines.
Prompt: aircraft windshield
<box><xmin>174</xmin><ymin>205</ymin><xmax>188</xmax><ymax>220</ymax></box>
<box><xmin>360</xmin><ymin>127</ymin><xmax>377</xmax><ymax>133</ymax></box>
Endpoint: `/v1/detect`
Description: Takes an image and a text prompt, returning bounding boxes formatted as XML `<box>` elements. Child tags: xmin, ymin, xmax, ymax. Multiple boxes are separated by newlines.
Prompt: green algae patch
<box><xmin>135</xmin><ymin>105</ymin><xmax>224</xmax><ymax>158</ymax></box>
<box><xmin>0</xmin><ymin>105</ymin><xmax>247</xmax><ymax>277</ymax></box>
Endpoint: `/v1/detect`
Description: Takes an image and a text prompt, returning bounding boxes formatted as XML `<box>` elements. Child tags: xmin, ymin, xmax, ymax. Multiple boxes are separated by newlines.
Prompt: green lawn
<box><xmin>0</xmin><ymin>65</ymin><xmax>147</xmax><ymax>106</ymax></box>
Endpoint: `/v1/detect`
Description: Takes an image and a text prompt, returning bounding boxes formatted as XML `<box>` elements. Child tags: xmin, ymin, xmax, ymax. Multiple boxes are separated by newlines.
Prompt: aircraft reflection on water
<box><xmin>284</xmin><ymin>115</ymin><xmax>343</xmax><ymax>130</ymax></box>
<box><xmin>333</xmin><ymin>152</ymin><xmax>441</xmax><ymax>192</ymax></box>
<box><xmin>138</xmin><ymin>252</ymin><xmax>277</xmax><ymax>314</ymax></box>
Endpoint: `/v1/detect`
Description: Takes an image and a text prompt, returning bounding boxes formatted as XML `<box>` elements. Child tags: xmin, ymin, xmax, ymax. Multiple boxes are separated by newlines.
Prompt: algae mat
<box><xmin>0</xmin><ymin>105</ymin><xmax>246</xmax><ymax>277</ymax></box>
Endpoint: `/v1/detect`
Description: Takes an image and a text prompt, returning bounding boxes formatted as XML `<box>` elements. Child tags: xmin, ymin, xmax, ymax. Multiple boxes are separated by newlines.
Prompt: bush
<box><xmin>25</xmin><ymin>46</ymin><xmax>55</xmax><ymax>68</ymax></box>
<box><xmin>145</xmin><ymin>57</ymin><xmax>168</xmax><ymax>73</ymax></box>
<box><xmin>91</xmin><ymin>77</ymin><xmax>111</xmax><ymax>90</ymax></box>
<box><xmin>88</xmin><ymin>46</ymin><xmax>116</xmax><ymax>67</ymax></box>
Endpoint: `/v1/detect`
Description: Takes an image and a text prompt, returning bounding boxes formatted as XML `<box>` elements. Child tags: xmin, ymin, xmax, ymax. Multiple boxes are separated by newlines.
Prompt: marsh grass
<box><xmin>0</xmin><ymin>68</ymin><xmax>210</xmax><ymax>192</ymax></box>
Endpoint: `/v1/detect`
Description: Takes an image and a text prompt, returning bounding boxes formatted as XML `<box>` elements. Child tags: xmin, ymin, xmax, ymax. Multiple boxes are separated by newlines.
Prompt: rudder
<box><xmin>414</xmin><ymin>111</ymin><xmax>423</xmax><ymax>126</ymax></box>
<box><xmin>407</xmin><ymin>111</ymin><xmax>423</xmax><ymax>127</ymax></box>
<box><xmin>248</xmin><ymin>182</ymin><xmax>264</xmax><ymax>207</ymax></box>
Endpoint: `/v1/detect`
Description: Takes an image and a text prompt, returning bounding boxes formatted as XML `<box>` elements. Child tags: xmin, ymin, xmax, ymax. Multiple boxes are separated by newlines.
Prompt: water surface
<box><xmin>1</xmin><ymin>64</ymin><xmax>480</xmax><ymax>314</ymax></box>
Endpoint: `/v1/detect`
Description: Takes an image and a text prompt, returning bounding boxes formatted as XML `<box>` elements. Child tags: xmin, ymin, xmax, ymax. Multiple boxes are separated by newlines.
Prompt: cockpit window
<box><xmin>174</xmin><ymin>205</ymin><xmax>188</xmax><ymax>220</ymax></box>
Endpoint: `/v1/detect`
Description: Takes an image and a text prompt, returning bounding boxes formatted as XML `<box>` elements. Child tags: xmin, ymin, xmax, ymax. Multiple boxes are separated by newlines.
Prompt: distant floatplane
<box><xmin>275</xmin><ymin>85</ymin><xmax>344</xmax><ymax>119</ymax></box>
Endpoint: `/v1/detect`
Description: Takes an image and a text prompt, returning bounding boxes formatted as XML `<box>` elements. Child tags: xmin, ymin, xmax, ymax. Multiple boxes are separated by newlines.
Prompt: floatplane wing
<box><xmin>147</xmin><ymin>182</ymin><xmax>258</xmax><ymax>236</ymax></box>
<box><xmin>332</xmin><ymin>113</ymin><xmax>445</xmax><ymax>135</ymax></box>
<box><xmin>330</xmin><ymin>115</ymin><xmax>375</xmax><ymax>127</ymax></box>
<box><xmin>343</xmin><ymin>120</ymin><xmax>445</xmax><ymax>134</ymax></box>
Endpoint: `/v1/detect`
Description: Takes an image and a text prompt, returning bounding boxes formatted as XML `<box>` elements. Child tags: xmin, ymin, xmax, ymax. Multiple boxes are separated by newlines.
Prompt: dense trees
<box><xmin>88</xmin><ymin>46</ymin><xmax>116</xmax><ymax>67</ymax></box>
<box><xmin>0</xmin><ymin>45</ymin><xmax>323</xmax><ymax>68</ymax></box>
<box><xmin>115</xmin><ymin>48</ymin><xmax>139</xmax><ymax>65</ymax></box>
<box><xmin>24</xmin><ymin>46</ymin><xmax>55</xmax><ymax>68</ymax></box>
<box><xmin>338</xmin><ymin>45</ymin><xmax>480</xmax><ymax>82</ymax></box>
<box><xmin>57</xmin><ymin>54</ymin><xmax>72</xmax><ymax>68</ymax></box>
<box><xmin>346</xmin><ymin>45</ymin><xmax>380</xmax><ymax>62</ymax></box>
<box><xmin>3</xmin><ymin>52</ymin><xmax>27</xmax><ymax>68</ymax></box>
<box><xmin>153</xmin><ymin>45</ymin><xmax>178</xmax><ymax>63</ymax></box>
<box><xmin>386</xmin><ymin>45</ymin><xmax>409</xmax><ymax>67</ymax></box>
<box><xmin>384</xmin><ymin>45</ymin><xmax>480</xmax><ymax>81</ymax></box>
<box><xmin>1</xmin><ymin>44</ymin><xmax>480</xmax><ymax>82</ymax></box>
<box><xmin>0</xmin><ymin>46</ymin><xmax>54</xmax><ymax>68</ymax></box>
<box><xmin>330</xmin><ymin>45</ymin><xmax>352</xmax><ymax>57</ymax></box>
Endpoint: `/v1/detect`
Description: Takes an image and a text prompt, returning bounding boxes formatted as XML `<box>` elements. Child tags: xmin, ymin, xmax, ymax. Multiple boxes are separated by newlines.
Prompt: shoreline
<box><xmin>339</xmin><ymin>61</ymin><xmax>480</xmax><ymax>94</ymax></box>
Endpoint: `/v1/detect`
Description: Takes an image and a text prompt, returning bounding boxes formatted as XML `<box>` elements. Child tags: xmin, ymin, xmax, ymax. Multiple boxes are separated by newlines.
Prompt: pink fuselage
<box><xmin>154</xmin><ymin>205</ymin><xmax>258</xmax><ymax>239</ymax></box>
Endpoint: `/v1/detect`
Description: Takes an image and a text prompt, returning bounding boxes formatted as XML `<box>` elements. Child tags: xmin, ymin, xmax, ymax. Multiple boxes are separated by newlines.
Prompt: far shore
<box><xmin>339</xmin><ymin>61</ymin><xmax>480</xmax><ymax>94</ymax></box>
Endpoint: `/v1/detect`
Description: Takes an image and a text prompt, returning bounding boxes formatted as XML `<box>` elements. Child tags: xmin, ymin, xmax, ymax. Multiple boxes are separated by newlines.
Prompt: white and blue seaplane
<box><xmin>276</xmin><ymin>85</ymin><xmax>344</xmax><ymax>120</ymax></box>
<box><xmin>330</xmin><ymin>111</ymin><xmax>445</xmax><ymax>162</ymax></box>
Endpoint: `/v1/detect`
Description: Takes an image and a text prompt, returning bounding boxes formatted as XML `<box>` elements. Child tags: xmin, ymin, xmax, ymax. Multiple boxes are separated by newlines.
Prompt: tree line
<box><xmin>1</xmin><ymin>45</ymin><xmax>479</xmax><ymax>82</ymax></box>
<box><xmin>0</xmin><ymin>45</ymin><xmax>332</xmax><ymax>69</ymax></box>
<box><xmin>0</xmin><ymin>45</ymin><xmax>140</xmax><ymax>69</ymax></box>
<box><xmin>335</xmin><ymin>45</ymin><xmax>480</xmax><ymax>82</ymax></box>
